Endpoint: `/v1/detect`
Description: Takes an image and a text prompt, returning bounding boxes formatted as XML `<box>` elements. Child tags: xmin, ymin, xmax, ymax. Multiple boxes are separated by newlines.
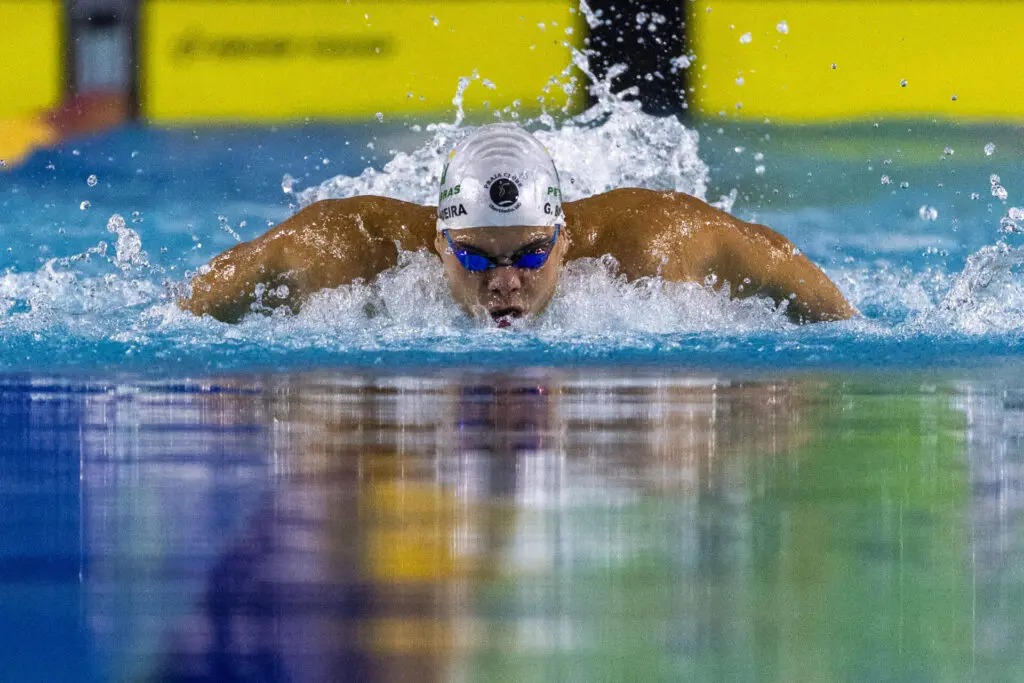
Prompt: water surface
<box><xmin>4</xmin><ymin>369</ymin><xmax>1023</xmax><ymax>680</ymax></box>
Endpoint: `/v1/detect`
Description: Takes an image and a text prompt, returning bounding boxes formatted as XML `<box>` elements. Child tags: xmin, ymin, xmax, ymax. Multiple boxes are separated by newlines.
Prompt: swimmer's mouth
<box><xmin>490</xmin><ymin>307</ymin><xmax>523</xmax><ymax>328</ymax></box>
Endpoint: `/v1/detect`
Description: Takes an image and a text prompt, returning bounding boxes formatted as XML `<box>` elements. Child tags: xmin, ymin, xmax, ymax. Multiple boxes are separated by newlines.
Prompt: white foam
<box><xmin>166</xmin><ymin>249</ymin><xmax>789</xmax><ymax>348</ymax></box>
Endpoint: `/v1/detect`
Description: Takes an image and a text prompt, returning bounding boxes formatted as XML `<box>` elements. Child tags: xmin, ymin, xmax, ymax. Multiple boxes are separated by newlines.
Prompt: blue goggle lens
<box><xmin>460</xmin><ymin>251</ymin><xmax>497</xmax><ymax>272</ymax></box>
<box><xmin>445</xmin><ymin>227</ymin><xmax>559</xmax><ymax>272</ymax></box>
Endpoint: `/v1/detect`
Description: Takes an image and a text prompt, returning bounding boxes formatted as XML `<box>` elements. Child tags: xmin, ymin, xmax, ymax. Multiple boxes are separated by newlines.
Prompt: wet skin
<box><xmin>179</xmin><ymin>188</ymin><xmax>857</xmax><ymax>324</ymax></box>
<box><xmin>434</xmin><ymin>226</ymin><xmax>566</xmax><ymax>325</ymax></box>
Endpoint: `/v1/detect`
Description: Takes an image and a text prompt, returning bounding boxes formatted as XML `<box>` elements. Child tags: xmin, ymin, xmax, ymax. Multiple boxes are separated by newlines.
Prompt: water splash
<box><xmin>107</xmin><ymin>214</ymin><xmax>149</xmax><ymax>275</ymax></box>
<box><xmin>936</xmin><ymin>243</ymin><xmax>1024</xmax><ymax>334</ymax></box>
<box><xmin>298</xmin><ymin>47</ymin><xmax>709</xmax><ymax>208</ymax></box>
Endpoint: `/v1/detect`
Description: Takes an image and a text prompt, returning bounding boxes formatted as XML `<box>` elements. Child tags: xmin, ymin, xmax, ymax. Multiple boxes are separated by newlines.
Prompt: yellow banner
<box><xmin>691</xmin><ymin>0</ymin><xmax>1024</xmax><ymax>122</ymax></box>
<box><xmin>0</xmin><ymin>0</ymin><xmax>62</xmax><ymax>117</ymax></box>
<box><xmin>141</xmin><ymin>0</ymin><xmax>582</xmax><ymax>122</ymax></box>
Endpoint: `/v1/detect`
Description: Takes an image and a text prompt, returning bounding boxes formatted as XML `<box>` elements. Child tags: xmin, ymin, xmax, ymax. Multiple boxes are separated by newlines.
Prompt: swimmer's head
<box><xmin>434</xmin><ymin>124</ymin><xmax>568</xmax><ymax>327</ymax></box>
<box><xmin>435</xmin><ymin>123</ymin><xmax>564</xmax><ymax>232</ymax></box>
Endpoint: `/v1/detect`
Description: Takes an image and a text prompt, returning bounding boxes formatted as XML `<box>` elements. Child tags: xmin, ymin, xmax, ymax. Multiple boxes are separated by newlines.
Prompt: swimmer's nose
<box><xmin>487</xmin><ymin>267</ymin><xmax>522</xmax><ymax>297</ymax></box>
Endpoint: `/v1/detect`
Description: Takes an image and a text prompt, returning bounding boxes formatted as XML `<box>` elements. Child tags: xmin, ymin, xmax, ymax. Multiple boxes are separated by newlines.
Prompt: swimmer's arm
<box><xmin>714</xmin><ymin>221</ymin><xmax>857</xmax><ymax>323</ymax></box>
<box><xmin>179</xmin><ymin>197</ymin><xmax>434</xmax><ymax>323</ymax></box>
<box><xmin>177</xmin><ymin>227</ymin><xmax>297</xmax><ymax>323</ymax></box>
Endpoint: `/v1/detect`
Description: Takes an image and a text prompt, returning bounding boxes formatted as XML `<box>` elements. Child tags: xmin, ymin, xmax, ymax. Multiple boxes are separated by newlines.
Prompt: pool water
<box><xmin>3</xmin><ymin>87</ymin><xmax>1024</xmax><ymax>679</ymax></box>
<box><xmin>4</xmin><ymin>369</ymin><xmax>1024</xmax><ymax>681</ymax></box>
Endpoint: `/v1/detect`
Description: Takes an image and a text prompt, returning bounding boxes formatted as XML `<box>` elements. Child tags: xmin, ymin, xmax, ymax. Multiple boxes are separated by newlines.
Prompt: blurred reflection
<box><xmin>132</xmin><ymin>371</ymin><xmax>808</xmax><ymax>681</ymax></box>
<box><xmin>80</xmin><ymin>381</ymin><xmax>273</xmax><ymax>681</ymax></box>
<box><xmin>0</xmin><ymin>379</ymin><xmax>99</xmax><ymax>683</ymax></box>
<box><xmin>955</xmin><ymin>384</ymin><xmax>1024</xmax><ymax>669</ymax></box>
<box><xmin>72</xmin><ymin>371</ymin><xmax>1024</xmax><ymax>681</ymax></box>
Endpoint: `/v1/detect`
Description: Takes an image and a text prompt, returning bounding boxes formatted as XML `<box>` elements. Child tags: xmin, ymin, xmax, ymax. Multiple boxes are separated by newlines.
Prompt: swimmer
<box><xmin>179</xmin><ymin>123</ymin><xmax>857</xmax><ymax>325</ymax></box>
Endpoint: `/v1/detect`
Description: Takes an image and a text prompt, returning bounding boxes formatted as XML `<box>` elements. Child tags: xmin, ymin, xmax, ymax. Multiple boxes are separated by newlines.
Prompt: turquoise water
<box><xmin>3</xmin><ymin>107</ymin><xmax>1023</xmax><ymax>372</ymax></box>
<box><xmin>3</xmin><ymin>99</ymin><xmax>1024</xmax><ymax>680</ymax></box>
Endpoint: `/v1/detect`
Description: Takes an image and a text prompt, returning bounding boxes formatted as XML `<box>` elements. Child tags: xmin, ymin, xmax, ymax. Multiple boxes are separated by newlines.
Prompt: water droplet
<box><xmin>86</xmin><ymin>174</ymin><xmax>98</xmax><ymax>187</ymax></box>
<box><xmin>79</xmin><ymin>201</ymin><xmax>90</xmax><ymax>210</ymax></box>
<box><xmin>735</xmin><ymin>76</ymin><xmax>745</xmax><ymax>86</ymax></box>
<box><xmin>999</xmin><ymin>208</ymin><xmax>1024</xmax><ymax>232</ymax></box>
<box><xmin>990</xmin><ymin>173</ymin><xmax>1008</xmax><ymax>200</ymax></box>
<box><xmin>375</xmin><ymin>112</ymin><xmax>384</xmax><ymax>123</ymax></box>
<box><xmin>943</xmin><ymin>146</ymin><xmax>954</xmax><ymax>157</ymax></box>
<box><xmin>951</xmin><ymin>94</ymin><xmax>958</xmax><ymax>102</ymax></box>
<box><xmin>430</xmin><ymin>15</ymin><xmax>439</xmax><ymax>26</ymax></box>
<box><xmin>970</xmin><ymin>192</ymin><xmax>980</xmax><ymax>200</ymax></box>
<box><xmin>880</xmin><ymin>175</ymin><xmax>892</xmax><ymax>185</ymax></box>
<box><xmin>831</xmin><ymin>63</ymin><xmax>837</xmax><ymax>70</ymax></box>
<box><xmin>754</xmin><ymin>165</ymin><xmax>766</xmax><ymax>176</ymax></box>
<box><xmin>1000</xmin><ymin>216</ymin><xmax>1022</xmax><ymax>234</ymax></box>
<box><xmin>776</xmin><ymin>20</ymin><xmax>789</xmax><ymax>34</ymax></box>
<box><xmin>899</xmin><ymin>181</ymin><xmax>910</xmax><ymax>189</ymax></box>
<box><xmin>918</xmin><ymin>205</ymin><xmax>938</xmax><ymax>221</ymax></box>
<box><xmin>984</xmin><ymin>142</ymin><xmax>996</xmax><ymax>156</ymax></box>
<box><xmin>670</xmin><ymin>55</ymin><xmax>692</xmax><ymax>72</ymax></box>
<box><xmin>900</xmin><ymin>79</ymin><xmax>908</xmax><ymax>87</ymax></box>
<box><xmin>217</xmin><ymin>215</ymin><xmax>243</xmax><ymax>242</ymax></box>
<box><xmin>739</xmin><ymin>32</ymin><xmax>752</xmax><ymax>44</ymax></box>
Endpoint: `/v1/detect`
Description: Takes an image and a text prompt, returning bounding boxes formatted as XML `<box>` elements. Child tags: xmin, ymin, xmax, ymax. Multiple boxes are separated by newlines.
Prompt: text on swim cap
<box><xmin>439</xmin><ymin>184</ymin><xmax>460</xmax><ymax>201</ymax></box>
<box><xmin>438</xmin><ymin>204</ymin><xmax>468</xmax><ymax>220</ymax></box>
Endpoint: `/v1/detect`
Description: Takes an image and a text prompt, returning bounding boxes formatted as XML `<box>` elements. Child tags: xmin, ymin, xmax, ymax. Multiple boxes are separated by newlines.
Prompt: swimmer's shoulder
<box><xmin>565</xmin><ymin>188</ymin><xmax>723</xmax><ymax>245</ymax></box>
<box><xmin>302</xmin><ymin>195</ymin><xmax>433</xmax><ymax>221</ymax></box>
<box><xmin>567</xmin><ymin>187</ymin><xmax>724</xmax><ymax>220</ymax></box>
<box><xmin>288</xmin><ymin>195</ymin><xmax>436</xmax><ymax>248</ymax></box>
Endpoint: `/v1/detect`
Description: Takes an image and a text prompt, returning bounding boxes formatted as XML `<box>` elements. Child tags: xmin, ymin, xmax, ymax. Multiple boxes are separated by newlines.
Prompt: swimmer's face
<box><xmin>435</xmin><ymin>225</ymin><xmax>568</xmax><ymax>326</ymax></box>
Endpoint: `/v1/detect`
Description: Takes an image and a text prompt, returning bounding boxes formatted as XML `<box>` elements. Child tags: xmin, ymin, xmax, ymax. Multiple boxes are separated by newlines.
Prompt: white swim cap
<box><xmin>436</xmin><ymin>123</ymin><xmax>564</xmax><ymax>232</ymax></box>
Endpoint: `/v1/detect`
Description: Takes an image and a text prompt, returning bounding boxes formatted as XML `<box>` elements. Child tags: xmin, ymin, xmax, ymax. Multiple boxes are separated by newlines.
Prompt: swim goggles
<box><xmin>443</xmin><ymin>226</ymin><xmax>560</xmax><ymax>272</ymax></box>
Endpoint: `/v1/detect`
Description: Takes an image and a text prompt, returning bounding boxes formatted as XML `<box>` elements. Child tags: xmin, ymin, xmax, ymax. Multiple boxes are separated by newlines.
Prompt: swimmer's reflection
<box><xmin>155</xmin><ymin>373</ymin><xmax>807</xmax><ymax>681</ymax></box>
